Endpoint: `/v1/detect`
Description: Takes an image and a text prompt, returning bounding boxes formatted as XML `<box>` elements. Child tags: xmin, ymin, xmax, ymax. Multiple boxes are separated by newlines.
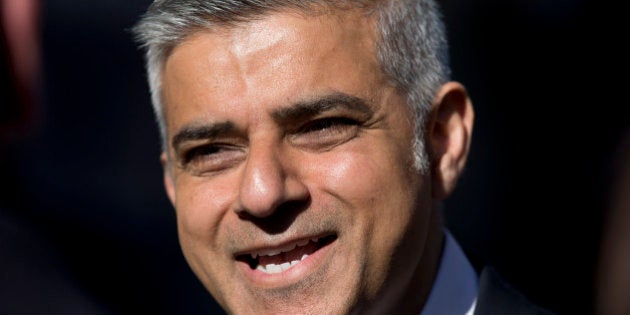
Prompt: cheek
<box><xmin>307</xmin><ymin>143</ymin><xmax>424</xmax><ymax>294</ymax></box>
<box><xmin>313</xmin><ymin>143</ymin><xmax>417</xmax><ymax>210</ymax></box>
<box><xmin>307</xmin><ymin>142</ymin><xmax>422</xmax><ymax>252</ymax></box>
<box><xmin>174</xmin><ymin>177</ymin><xmax>236</xmax><ymax>247</ymax></box>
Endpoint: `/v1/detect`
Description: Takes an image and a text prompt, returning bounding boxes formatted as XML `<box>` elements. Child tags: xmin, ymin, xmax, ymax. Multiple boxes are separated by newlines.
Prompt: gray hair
<box><xmin>133</xmin><ymin>0</ymin><xmax>450</xmax><ymax>173</ymax></box>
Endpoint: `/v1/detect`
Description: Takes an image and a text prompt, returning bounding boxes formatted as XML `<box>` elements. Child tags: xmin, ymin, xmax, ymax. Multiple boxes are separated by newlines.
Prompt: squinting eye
<box><xmin>298</xmin><ymin>117</ymin><xmax>358</xmax><ymax>134</ymax></box>
<box><xmin>180</xmin><ymin>144</ymin><xmax>245</xmax><ymax>174</ymax></box>
<box><xmin>183</xmin><ymin>145</ymin><xmax>221</xmax><ymax>164</ymax></box>
<box><xmin>291</xmin><ymin>117</ymin><xmax>360</xmax><ymax>149</ymax></box>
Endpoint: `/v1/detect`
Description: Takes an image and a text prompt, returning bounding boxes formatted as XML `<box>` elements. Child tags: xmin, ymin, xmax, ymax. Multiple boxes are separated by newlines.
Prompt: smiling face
<box><xmin>160</xmin><ymin>9</ymin><xmax>445</xmax><ymax>314</ymax></box>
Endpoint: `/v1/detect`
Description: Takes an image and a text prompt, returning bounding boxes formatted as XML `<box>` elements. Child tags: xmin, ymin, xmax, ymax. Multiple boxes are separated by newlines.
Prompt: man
<box><xmin>133</xmin><ymin>0</ymin><xmax>551</xmax><ymax>313</ymax></box>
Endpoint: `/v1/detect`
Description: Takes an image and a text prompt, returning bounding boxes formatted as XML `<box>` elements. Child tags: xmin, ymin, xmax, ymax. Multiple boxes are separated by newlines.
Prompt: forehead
<box><xmin>161</xmin><ymin>9</ymin><xmax>383</xmax><ymax>132</ymax></box>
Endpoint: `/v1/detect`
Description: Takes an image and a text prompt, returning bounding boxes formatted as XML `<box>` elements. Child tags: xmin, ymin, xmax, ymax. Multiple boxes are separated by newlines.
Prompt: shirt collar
<box><xmin>420</xmin><ymin>230</ymin><xmax>478</xmax><ymax>315</ymax></box>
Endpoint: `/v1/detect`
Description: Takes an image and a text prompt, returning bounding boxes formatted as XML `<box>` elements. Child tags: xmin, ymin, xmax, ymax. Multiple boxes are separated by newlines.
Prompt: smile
<box><xmin>237</xmin><ymin>235</ymin><xmax>337</xmax><ymax>275</ymax></box>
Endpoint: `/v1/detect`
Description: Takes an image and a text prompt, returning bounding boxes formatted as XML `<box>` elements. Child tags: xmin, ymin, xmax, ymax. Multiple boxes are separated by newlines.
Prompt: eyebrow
<box><xmin>271</xmin><ymin>92</ymin><xmax>374</xmax><ymax>123</ymax></box>
<box><xmin>170</xmin><ymin>92</ymin><xmax>374</xmax><ymax>151</ymax></box>
<box><xmin>171</xmin><ymin>121</ymin><xmax>236</xmax><ymax>152</ymax></box>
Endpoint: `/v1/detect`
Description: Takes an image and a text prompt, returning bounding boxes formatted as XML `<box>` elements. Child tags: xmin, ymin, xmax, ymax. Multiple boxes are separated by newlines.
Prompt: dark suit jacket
<box><xmin>474</xmin><ymin>267</ymin><xmax>555</xmax><ymax>315</ymax></box>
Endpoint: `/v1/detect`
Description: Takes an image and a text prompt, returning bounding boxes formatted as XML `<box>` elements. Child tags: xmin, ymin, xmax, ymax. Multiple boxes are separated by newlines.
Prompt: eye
<box><xmin>180</xmin><ymin>144</ymin><xmax>245</xmax><ymax>175</ymax></box>
<box><xmin>291</xmin><ymin>117</ymin><xmax>360</xmax><ymax>149</ymax></box>
<box><xmin>183</xmin><ymin>145</ymin><xmax>219</xmax><ymax>163</ymax></box>
<box><xmin>298</xmin><ymin>117</ymin><xmax>357</xmax><ymax>133</ymax></box>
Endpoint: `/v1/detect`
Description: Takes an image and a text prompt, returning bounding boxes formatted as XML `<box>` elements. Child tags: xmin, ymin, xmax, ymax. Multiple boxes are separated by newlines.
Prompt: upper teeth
<box><xmin>249</xmin><ymin>238</ymin><xmax>318</xmax><ymax>275</ymax></box>
<box><xmin>250</xmin><ymin>238</ymin><xmax>314</xmax><ymax>259</ymax></box>
<box><xmin>256</xmin><ymin>254</ymin><xmax>310</xmax><ymax>274</ymax></box>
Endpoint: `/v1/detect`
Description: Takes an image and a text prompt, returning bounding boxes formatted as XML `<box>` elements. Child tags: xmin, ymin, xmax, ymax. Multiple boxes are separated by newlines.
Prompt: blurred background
<box><xmin>0</xmin><ymin>0</ymin><xmax>626</xmax><ymax>314</ymax></box>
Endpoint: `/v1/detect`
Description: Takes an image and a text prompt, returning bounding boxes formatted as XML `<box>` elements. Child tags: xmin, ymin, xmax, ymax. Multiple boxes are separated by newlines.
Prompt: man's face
<box><xmin>161</xmin><ymin>9</ymin><xmax>440</xmax><ymax>314</ymax></box>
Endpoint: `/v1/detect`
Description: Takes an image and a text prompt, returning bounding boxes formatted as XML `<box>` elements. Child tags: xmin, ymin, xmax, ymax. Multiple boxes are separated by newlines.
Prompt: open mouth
<box><xmin>237</xmin><ymin>235</ymin><xmax>336</xmax><ymax>274</ymax></box>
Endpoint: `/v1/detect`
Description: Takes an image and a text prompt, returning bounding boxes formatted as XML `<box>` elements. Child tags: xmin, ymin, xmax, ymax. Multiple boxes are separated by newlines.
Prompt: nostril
<box><xmin>235</xmin><ymin>199</ymin><xmax>282</xmax><ymax>219</ymax></box>
<box><xmin>237</xmin><ymin>198</ymin><xmax>311</xmax><ymax>235</ymax></box>
<box><xmin>237</xmin><ymin>170</ymin><xmax>310</xmax><ymax>220</ymax></box>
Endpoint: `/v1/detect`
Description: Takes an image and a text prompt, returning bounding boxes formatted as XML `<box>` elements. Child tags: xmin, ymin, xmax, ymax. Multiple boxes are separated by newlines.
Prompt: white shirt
<box><xmin>420</xmin><ymin>231</ymin><xmax>478</xmax><ymax>315</ymax></box>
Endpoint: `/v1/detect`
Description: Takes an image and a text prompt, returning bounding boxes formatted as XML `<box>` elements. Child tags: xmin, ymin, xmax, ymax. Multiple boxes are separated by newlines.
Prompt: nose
<box><xmin>236</xmin><ymin>142</ymin><xmax>308</xmax><ymax>218</ymax></box>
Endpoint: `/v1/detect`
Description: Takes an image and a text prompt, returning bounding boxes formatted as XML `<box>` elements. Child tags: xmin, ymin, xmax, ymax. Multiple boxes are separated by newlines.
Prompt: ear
<box><xmin>428</xmin><ymin>82</ymin><xmax>474</xmax><ymax>200</ymax></box>
<box><xmin>161</xmin><ymin>152</ymin><xmax>177</xmax><ymax>206</ymax></box>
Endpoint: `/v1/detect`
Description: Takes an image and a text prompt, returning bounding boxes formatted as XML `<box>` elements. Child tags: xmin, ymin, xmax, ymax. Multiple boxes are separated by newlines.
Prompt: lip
<box><xmin>234</xmin><ymin>234</ymin><xmax>337</xmax><ymax>288</ymax></box>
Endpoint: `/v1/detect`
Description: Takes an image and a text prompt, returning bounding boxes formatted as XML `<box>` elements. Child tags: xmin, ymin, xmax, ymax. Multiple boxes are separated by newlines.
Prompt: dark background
<box><xmin>441</xmin><ymin>1</ymin><xmax>626</xmax><ymax>314</ymax></box>
<box><xmin>1</xmin><ymin>0</ymin><xmax>626</xmax><ymax>314</ymax></box>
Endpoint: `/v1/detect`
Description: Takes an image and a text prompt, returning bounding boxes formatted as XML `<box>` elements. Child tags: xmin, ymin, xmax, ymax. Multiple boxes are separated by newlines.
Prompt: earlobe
<box><xmin>428</xmin><ymin>82</ymin><xmax>474</xmax><ymax>200</ymax></box>
<box><xmin>161</xmin><ymin>152</ymin><xmax>177</xmax><ymax>206</ymax></box>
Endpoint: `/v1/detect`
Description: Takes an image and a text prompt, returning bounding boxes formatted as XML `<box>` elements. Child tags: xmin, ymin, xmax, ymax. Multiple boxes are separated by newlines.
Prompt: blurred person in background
<box><xmin>597</xmin><ymin>130</ymin><xmax>630</xmax><ymax>315</ymax></box>
<box><xmin>0</xmin><ymin>1</ymin><xmax>109</xmax><ymax>313</ymax></box>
